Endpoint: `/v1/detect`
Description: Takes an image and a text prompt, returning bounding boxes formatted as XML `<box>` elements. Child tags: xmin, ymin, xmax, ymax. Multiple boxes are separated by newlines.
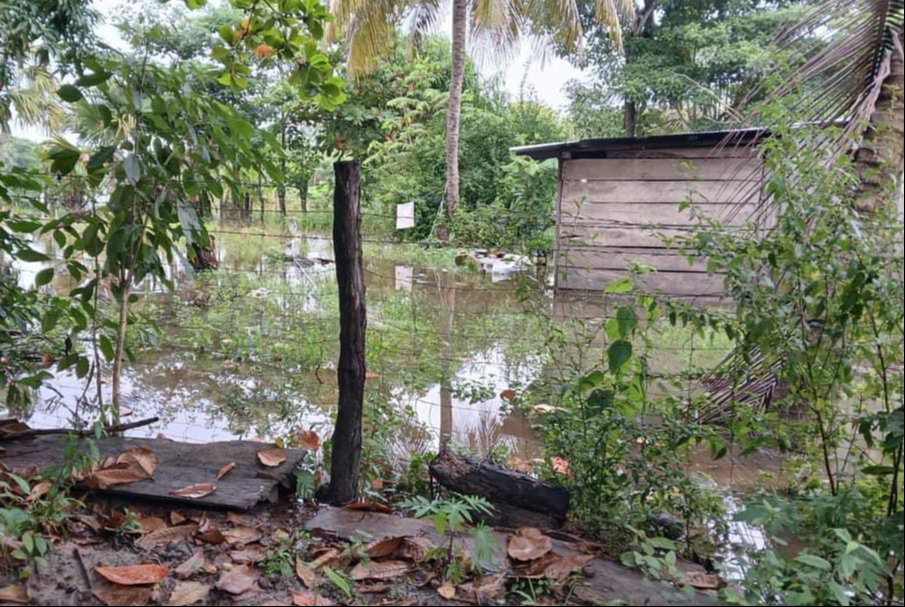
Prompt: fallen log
<box><xmin>429</xmin><ymin>450</ymin><xmax>570</xmax><ymax>530</ymax></box>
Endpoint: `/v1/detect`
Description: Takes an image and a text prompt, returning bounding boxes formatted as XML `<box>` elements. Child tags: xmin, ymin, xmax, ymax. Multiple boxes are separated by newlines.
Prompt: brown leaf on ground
<box><xmin>343</xmin><ymin>500</ymin><xmax>392</xmax><ymax>514</ymax></box>
<box><xmin>257</xmin><ymin>449</ymin><xmax>288</xmax><ymax>467</ymax></box>
<box><xmin>117</xmin><ymin>448</ymin><xmax>158</xmax><ymax>478</ymax></box>
<box><xmin>216</xmin><ymin>463</ymin><xmax>237</xmax><ymax>480</ymax></box>
<box><xmin>686</xmin><ymin>571</ymin><xmax>724</xmax><ymax>591</ymax></box>
<box><xmin>95</xmin><ymin>564</ymin><xmax>169</xmax><ymax>586</ymax></box>
<box><xmin>309</xmin><ymin>549</ymin><xmax>341</xmax><ymax>571</ymax></box>
<box><xmin>170</xmin><ymin>483</ymin><xmax>216</xmax><ymax>500</ymax></box>
<box><xmin>137</xmin><ymin>524</ymin><xmax>199</xmax><ymax>550</ymax></box>
<box><xmin>296</xmin><ymin>431</ymin><xmax>321</xmax><ymax>451</ymax></box>
<box><xmin>197</xmin><ymin>528</ymin><xmax>226</xmax><ymax>545</ymax></box>
<box><xmin>457</xmin><ymin>574</ymin><xmax>505</xmax><ymax>601</ymax></box>
<box><xmin>366</xmin><ymin>537</ymin><xmax>405</xmax><ymax>560</ymax></box>
<box><xmin>292</xmin><ymin>591</ymin><xmax>335</xmax><ymax>606</ymax></box>
<box><xmin>167</xmin><ymin>581</ymin><xmax>210</xmax><ymax>606</ymax></box>
<box><xmin>216</xmin><ymin>565</ymin><xmax>259</xmax><ymax>596</ymax></box>
<box><xmin>508</xmin><ymin>528</ymin><xmax>554</xmax><ymax>562</ymax></box>
<box><xmin>0</xmin><ymin>420</ymin><xmax>30</xmax><ymax>436</ymax></box>
<box><xmin>437</xmin><ymin>585</ymin><xmax>456</xmax><ymax>600</ymax></box>
<box><xmin>137</xmin><ymin>516</ymin><xmax>168</xmax><ymax>535</ymax></box>
<box><xmin>170</xmin><ymin>512</ymin><xmax>188</xmax><ymax>526</ymax></box>
<box><xmin>350</xmin><ymin>560</ymin><xmax>411</xmax><ymax>581</ymax></box>
<box><xmin>226</xmin><ymin>512</ymin><xmax>255</xmax><ymax>527</ymax></box>
<box><xmin>396</xmin><ymin>537</ymin><xmax>433</xmax><ymax>562</ymax></box>
<box><xmin>174</xmin><ymin>551</ymin><xmax>205</xmax><ymax>580</ymax></box>
<box><xmin>358</xmin><ymin>584</ymin><xmax>389</xmax><ymax>594</ymax></box>
<box><xmin>527</xmin><ymin>554</ymin><xmax>595</xmax><ymax>582</ymax></box>
<box><xmin>26</xmin><ymin>480</ymin><xmax>52</xmax><ymax>503</ymax></box>
<box><xmin>93</xmin><ymin>584</ymin><xmax>152</xmax><ymax>607</ymax></box>
<box><xmin>223</xmin><ymin>526</ymin><xmax>263</xmax><ymax>546</ymax></box>
<box><xmin>296</xmin><ymin>558</ymin><xmax>320</xmax><ymax>589</ymax></box>
<box><xmin>261</xmin><ymin>600</ymin><xmax>293</xmax><ymax>607</ymax></box>
<box><xmin>85</xmin><ymin>463</ymin><xmax>149</xmax><ymax>490</ymax></box>
<box><xmin>0</xmin><ymin>584</ymin><xmax>29</xmax><ymax>605</ymax></box>
<box><xmin>231</xmin><ymin>546</ymin><xmax>268</xmax><ymax>564</ymax></box>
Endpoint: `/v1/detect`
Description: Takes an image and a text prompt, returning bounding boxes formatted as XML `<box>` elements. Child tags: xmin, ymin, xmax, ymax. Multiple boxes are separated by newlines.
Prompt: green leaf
<box><xmin>795</xmin><ymin>554</ymin><xmax>832</xmax><ymax>570</ymax></box>
<box><xmin>35</xmin><ymin>268</ymin><xmax>55</xmax><ymax>287</ymax></box>
<box><xmin>99</xmin><ymin>336</ymin><xmax>115</xmax><ymax>362</ymax></box>
<box><xmin>16</xmin><ymin>248</ymin><xmax>51</xmax><ymax>263</ymax></box>
<box><xmin>123</xmin><ymin>155</ymin><xmax>142</xmax><ymax>185</ymax></box>
<box><xmin>76</xmin><ymin>357</ymin><xmax>90</xmax><ymax>379</ymax></box>
<box><xmin>608</xmin><ymin>341</ymin><xmax>633</xmax><ymax>374</ymax></box>
<box><xmin>605</xmin><ymin>278</ymin><xmax>634</xmax><ymax>294</ymax></box>
<box><xmin>185</xmin><ymin>0</ymin><xmax>208</xmax><ymax>9</ymax></box>
<box><xmin>58</xmin><ymin>85</ymin><xmax>83</xmax><ymax>103</ymax></box>
<box><xmin>646</xmin><ymin>537</ymin><xmax>677</xmax><ymax>551</ymax></box>
<box><xmin>76</xmin><ymin>72</ymin><xmax>113</xmax><ymax>87</ymax></box>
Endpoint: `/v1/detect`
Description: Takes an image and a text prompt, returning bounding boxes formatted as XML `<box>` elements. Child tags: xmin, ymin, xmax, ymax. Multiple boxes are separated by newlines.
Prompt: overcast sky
<box><xmin>10</xmin><ymin>0</ymin><xmax>585</xmax><ymax>142</ymax></box>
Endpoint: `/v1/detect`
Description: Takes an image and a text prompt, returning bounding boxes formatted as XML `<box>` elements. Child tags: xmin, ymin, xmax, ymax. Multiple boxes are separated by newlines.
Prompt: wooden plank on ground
<box><xmin>0</xmin><ymin>436</ymin><xmax>304</xmax><ymax>511</ymax></box>
<box><xmin>562</xmin><ymin>158</ymin><xmax>760</xmax><ymax>182</ymax></box>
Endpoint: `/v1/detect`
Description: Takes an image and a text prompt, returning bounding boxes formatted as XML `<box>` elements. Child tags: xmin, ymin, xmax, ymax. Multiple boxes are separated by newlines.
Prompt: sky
<box><xmin>10</xmin><ymin>0</ymin><xmax>586</xmax><ymax>142</ymax></box>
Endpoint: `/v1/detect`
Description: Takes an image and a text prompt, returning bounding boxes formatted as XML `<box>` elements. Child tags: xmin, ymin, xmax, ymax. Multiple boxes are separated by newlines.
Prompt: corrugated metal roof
<box><xmin>511</xmin><ymin>127</ymin><xmax>769</xmax><ymax>160</ymax></box>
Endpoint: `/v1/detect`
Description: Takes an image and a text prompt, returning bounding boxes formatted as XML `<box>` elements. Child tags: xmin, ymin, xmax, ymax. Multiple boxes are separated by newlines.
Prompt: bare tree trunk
<box><xmin>299</xmin><ymin>177</ymin><xmax>309</xmax><ymax>214</ymax></box>
<box><xmin>444</xmin><ymin>0</ymin><xmax>468</xmax><ymax>233</ymax></box>
<box><xmin>624</xmin><ymin>100</ymin><xmax>638</xmax><ymax>138</ymax></box>
<box><xmin>329</xmin><ymin>160</ymin><xmax>368</xmax><ymax>506</ymax></box>
<box><xmin>854</xmin><ymin>31</ymin><xmax>904</xmax><ymax>213</ymax></box>
<box><xmin>439</xmin><ymin>278</ymin><xmax>456</xmax><ymax>449</ymax></box>
<box><xmin>111</xmin><ymin>276</ymin><xmax>131</xmax><ymax>428</ymax></box>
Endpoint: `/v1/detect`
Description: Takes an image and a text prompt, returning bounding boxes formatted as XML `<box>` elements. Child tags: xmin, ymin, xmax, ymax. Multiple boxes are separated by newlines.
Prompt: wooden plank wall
<box><xmin>555</xmin><ymin>146</ymin><xmax>765</xmax><ymax>296</ymax></box>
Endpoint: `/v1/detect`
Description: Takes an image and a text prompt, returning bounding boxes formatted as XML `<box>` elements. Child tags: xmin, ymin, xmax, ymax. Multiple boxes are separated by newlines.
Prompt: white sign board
<box><xmin>396</xmin><ymin>202</ymin><xmax>416</xmax><ymax>230</ymax></box>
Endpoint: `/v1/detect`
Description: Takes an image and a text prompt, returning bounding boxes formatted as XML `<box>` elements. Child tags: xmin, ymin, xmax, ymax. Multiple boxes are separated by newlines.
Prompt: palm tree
<box><xmin>701</xmin><ymin>0</ymin><xmax>904</xmax><ymax>425</ymax></box>
<box><xmin>329</xmin><ymin>0</ymin><xmax>634</xmax><ymax>230</ymax></box>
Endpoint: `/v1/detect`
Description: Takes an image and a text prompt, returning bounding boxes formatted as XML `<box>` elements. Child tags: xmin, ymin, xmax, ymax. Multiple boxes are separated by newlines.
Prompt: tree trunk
<box><xmin>439</xmin><ymin>278</ymin><xmax>456</xmax><ymax>449</ymax></box>
<box><xmin>329</xmin><ymin>160</ymin><xmax>368</xmax><ymax>506</ymax></box>
<box><xmin>853</xmin><ymin>31</ymin><xmax>904</xmax><ymax>213</ymax></box>
<box><xmin>444</xmin><ymin>0</ymin><xmax>468</xmax><ymax>231</ymax></box>
<box><xmin>279</xmin><ymin>124</ymin><xmax>288</xmax><ymax>217</ymax></box>
<box><xmin>111</xmin><ymin>277</ymin><xmax>131</xmax><ymax>428</ymax></box>
<box><xmin>624</xmin><ymin>100</ymin><xmax>638</xmax><ymax>138</ymax></box>
<box><xmin>299</xmin><ymin>177</ymin><xmax>309</xmax><ymax>214</ymax></box>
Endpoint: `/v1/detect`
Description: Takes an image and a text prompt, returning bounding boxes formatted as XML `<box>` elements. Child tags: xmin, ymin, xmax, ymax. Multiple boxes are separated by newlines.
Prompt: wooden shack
<box><xmin>514</xmin><ymin>129</ymin><xmax>768</xmax><ymax>297</ymax></box>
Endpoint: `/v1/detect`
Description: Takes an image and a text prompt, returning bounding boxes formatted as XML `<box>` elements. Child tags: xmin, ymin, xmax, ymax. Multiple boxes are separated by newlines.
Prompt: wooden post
<box><xmin>329</xmin><ymin>160</ymin><xmax>368</xmax><ymax>506</ymax></box>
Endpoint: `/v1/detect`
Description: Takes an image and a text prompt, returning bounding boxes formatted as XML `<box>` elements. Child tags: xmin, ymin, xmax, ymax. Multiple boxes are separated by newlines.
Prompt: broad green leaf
<box><xmin>34</xmin><ymin>268</ymin><xmax>55</xmax><ymax>288</ymax></box>
<box><xmin>58</xmin><ymin>85</ymin><xmax>83</xmax><ymax>103</ymax></box>
<box><xmin>795</xmin><ymin>554</ymin><xmax>832</xmax><ymax>570</ymax></box>
<box><xmin>605</xmin><ymin>278</ymin><xmax>634</xmax><ymax>294</ymax></box>
<box><xmin>608</xmin><ymin>340</ymin><xmax>633</xmax><ymax>374</ymax></box>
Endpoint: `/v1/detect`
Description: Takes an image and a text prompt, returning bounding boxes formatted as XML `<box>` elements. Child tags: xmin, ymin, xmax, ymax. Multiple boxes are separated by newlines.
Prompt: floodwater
<box><xmin>5</xmin><ymin>224</ymin><xmax>782</xmax><ymax>574</ymax></box>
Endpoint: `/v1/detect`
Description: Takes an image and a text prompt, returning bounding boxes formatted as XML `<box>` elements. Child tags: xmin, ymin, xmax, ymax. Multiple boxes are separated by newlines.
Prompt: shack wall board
<box><xmin>555</xmin><ymin>151</ymin><xmax>764</xmax><ymax>294</ymax></box>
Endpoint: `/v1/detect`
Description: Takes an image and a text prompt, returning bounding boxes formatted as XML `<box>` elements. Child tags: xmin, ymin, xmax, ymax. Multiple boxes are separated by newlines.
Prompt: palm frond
<box><xmin>329</xmin><ymin>0</ymin><xmax>412</xmax><ymax>76</ymax></box>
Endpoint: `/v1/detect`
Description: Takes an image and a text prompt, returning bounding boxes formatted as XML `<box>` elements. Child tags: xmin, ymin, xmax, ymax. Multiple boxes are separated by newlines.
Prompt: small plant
<box><xmin>323</xmin><ymin>566</ymin><xmax>355</xmax><ymax>602</ymax></box>
<box><xmin>620</xmin><ymin>528</ymin><xmax>684</xmax><ymax>583</ymax></box>
<box><xmin>400</xmin><ymin>495</ymin><xmax>498</xmax><ymax>582</ymax></box>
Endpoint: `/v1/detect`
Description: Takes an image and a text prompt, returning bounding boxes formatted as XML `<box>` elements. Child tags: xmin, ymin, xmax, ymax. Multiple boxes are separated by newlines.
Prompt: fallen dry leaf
<box><xmin>309</xmin><ymin>549</ymin><xmax>341</xmax><ymax>571</ymax></box>
<box><xmin>527</xmin><ymin>554</ymin><xmax>595</xmax><ymax>582</ymax></box>
<box><xmin>296</xmin><ymin>558</ymin><xmax>320</xmax><ymax>589</ymax></box>
<box><xmin>26</xmin><ymin>480</ymin><xmax>52</xmax><ymax>503</ymax></box>
<box><xmin>257</xmin><ymin>448</ymin><xmax>288</xmax><ymax>467</ymax></box>
<box><xmin>261</xmin><ymin>601</ymin><xmax>293</xmax><ymax>607</ymax></box>
<box><xmin>437</xmin><ymin>585</ymin><xmax>456</xmax><ymax>600</ymax></box>
<box><xmin>170</xmin><ymin>512</ymin><xmax>188</xmax><ymax>526</ymax></box>
<box><xmin>508</xmin><ymin>528</ymin><xmax>553</xmax><ymax>562</ymax></box>
<box><xmin>351</xmin><ymin>560</ymin><xmax>411</xmax><ymax>581</ymax></box>
<box><xmin>117</xmin><ymin>448</ymin><xmax>159</xmax><ymax>478</ymax></box>
<box><xmin>167</xmin><ymin>581</ymin><xmax>210</xmax><ymax>606</ymax></box>
<box><xmin>343</xmin><ymin>500</ymin><xmax>392</xmax><ymax>514</ymax></box>
<box><xmin>94</xmin><ymin>584</ymin><xmax>152</xmax><ymax>607</ymax></box>
<box><xmin>397</xmin><ymin>537</ymin><xmax>432</xmax><ymax>562</ymax></box>
<box><xmin>216</xmin><ymin>463</ymin><xmax>237</xmax><ymax>480</ymax></box>
<box><xmin>231</xmin><ymin>546</ymin><xmax>268</xmax><ymax>564</ymax></box>
<box><xmin>366</xmin><ymin>537</ymin><xmax>404</xmax><ymax>560</ymax></box>
<box><xmin>296</xmin><ymin>431</ymin><xmax>321</xmax><ymax>451</ymax></box>
<box><xmin>85</xmin><ymin>463</ymin><xmax>149</xmax><ymax>490</ymax></box>
<box><xmin>226</xmin><ymin>512</ymin><xmax>255</xmax><ymax>527</ymax></box>
<box><xmin>170</xmin><ymin>483</ymin><xmax>216</xmax><ymax>500</ymax></box>
<box><xmin>137</xmin><ymin>524</ymin><xmax>199</xmax><ymax>549</ymax></box>
<box><xmin>174</xmin><ymin>551</ymin><xmax>205</xmax><ymax>580</ymax></box>
<box><xmin>197</xmin><ymin>527</ymin><xmax>226</xmax><ymax>545</ymax></box>
<box><xmin>95</xmin><ymin>564</ymin><xmax>169</xmax><ymax>586</ymax></box>
<box><xmin>292</xmin><ymin>591</ymin><xmax>335</xmax><ymax>606</ymax></box>
<box><xmin>686</xmin><ymin>571</ymin><xmax>724</xmax><ymax>591</ymax></box>
<box><xmin>0</xmin><ymin>585</ymin><xmax>29</xmax><ymax>605</ymax></box>
<box><xmin>137</xmin><ymin>516</ymin><xmax>168</xmax><ymax>534</ymax></box>
<box><xmin>216</xmin><ymin>565</ymin><xmax>259</xmax><ymax>596</ymax></box>
<box><xmin>223</xmin><ymin>526</ymin><xmax>263</xmax><ymax>546</ymax></box>
<box><xmin>457</xmin><ymin>574</ymin><xmax>505</xmax><ymax>601</ymax></box>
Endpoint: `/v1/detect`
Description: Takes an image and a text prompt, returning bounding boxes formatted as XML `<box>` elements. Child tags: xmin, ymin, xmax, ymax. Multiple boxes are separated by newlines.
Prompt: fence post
<box><xmin>329</xmin><ymin>160</ymin><xmax>368</xmax><ymax>505</ymax></box>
